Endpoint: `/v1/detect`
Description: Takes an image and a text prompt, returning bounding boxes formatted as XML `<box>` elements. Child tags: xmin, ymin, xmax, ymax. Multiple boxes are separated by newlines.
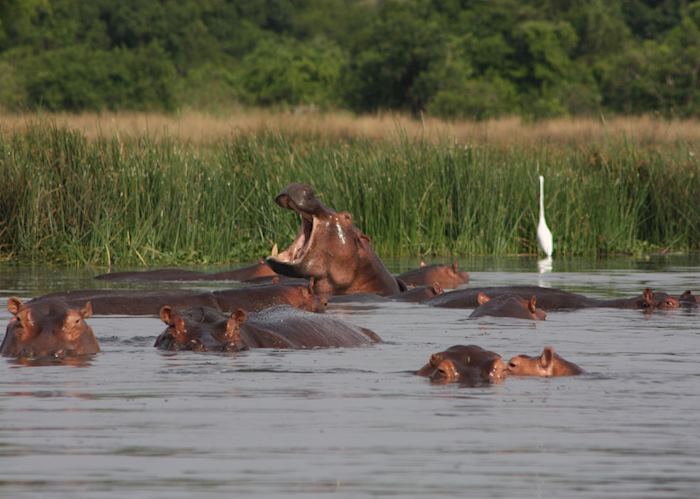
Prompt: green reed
<box><xmin>0</xmin><ymin>124</ymin><xmax>698</xmax><ymax>265</ymax></box>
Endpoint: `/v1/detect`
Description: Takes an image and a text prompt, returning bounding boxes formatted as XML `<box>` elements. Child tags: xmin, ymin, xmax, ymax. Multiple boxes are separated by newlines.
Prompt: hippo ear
<box><xmin>681</xmin><ymin>290</ymin><xmax>692</xmax><ymax>299</ymax></box>
<box><xmin>419</xmin><ymin>259</ymin><xmax>426</xmax><ymax>268</ymax></box>
<box><xmin>7</xmin><ymin>297</ymin><xmax>22</xmax><ymax>315</ymax></box>
<box><xmin>159</xmin><ymin>306</ymin><xmax>175</xmax><ymax>325</ymax></box>
<box><xmin>528</xmin><ymin>296</ymin><xmax>537</xmax><ymax>314</ymax></box>
<box><xmin>452</xmin><ymin>260</ymin><xmax>459</xmax><ymax>272</ymax></box>
<box><xmin>160</xmin><ymin>307</ymin><xmax>186</xmax><ymax>334</ymax></box>
<box><xmin>231</xmin><ymin>309</ymin><xmax>247</xmax><ymax>325</ymax></box>
<box><xmin>540</xmin><ymin>346</ymin><xmax>554</xmax><ymax>369</ymax></box>
<box><xmin>81</xmin><ymin>301</ymin><xmax>93</xmax><ymax>319</ymax></box>
<box><xmin>477</xmin><ymin>292</ymin><xmax>490</xmax><ymax>305</ymax></box>
<box><xmin>642</xmin><ymin>288</ymin><xmax>654</xmax><ymax>307</ymax></box>
<box><xmin>224</xmin><ymin>316</ymin><xmax>242</xmax><ymax>340</ymax></box>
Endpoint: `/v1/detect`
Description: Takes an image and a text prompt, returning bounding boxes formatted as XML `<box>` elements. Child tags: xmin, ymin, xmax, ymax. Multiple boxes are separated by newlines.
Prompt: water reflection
<box><xmin>537</xmin><ymin>256</ymin><xmax>553</xmax><ymax>274</ymax></box>
<box><xmin>5</xmin><ymin>354</ymin><xmax>97</xmax><ymax>368</ymax></box>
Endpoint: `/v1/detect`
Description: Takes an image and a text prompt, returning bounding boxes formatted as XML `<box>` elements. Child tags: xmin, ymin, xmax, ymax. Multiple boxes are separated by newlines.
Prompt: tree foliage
<box><xmin>0</xmin><ymin>0</ymin><xmax>698</xmax><ymax>117</ymax></box>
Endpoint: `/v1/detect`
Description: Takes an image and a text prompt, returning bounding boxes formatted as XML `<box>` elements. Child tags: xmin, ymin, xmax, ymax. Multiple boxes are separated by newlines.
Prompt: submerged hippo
<box><xmin>2</xmin><ymin>297</ymin><xmax>100</xmax><ymax>358</ymax></box>
<box><xmin>155</xmin><ymin>304</ymin><xmax>381</xmax><ymax>352</ymax></box>
<box><xmin>680</xmin><ymin>290</ymin><xmax>700</xmax><ymax>307</ymax></box>
<box><xmin>416</xmin><ymin>345</ymin><xmax>507</xmax><ymax>385</ymax></box>
<box><xmin>426</xmin><ymin>286</ymin><xmax>597</xmax><ymax>310</ymax></box>
<box><xmin>30</xmin><ymin>281</ymin><xmax>324</xmax><ymax>316</ymax></box>
<box><xmin>390</xmin><ymin>283</ymin><xmax>444</xmax><ymax>303</ymax></box>
<box><xmin>594</xmin><ymin>288</ymin><xmax>680</xmax><ymax>310</ymax></box>
<box><xmin>266</xmin><ymin>183</ymin><xmax>402</xmax><ymax>298</ymax></box>
<box><xmin>469</xmin><ymin>292</ymin><xmax>546</xmax><ymax>320</ymax></box>
<box><xmin>427</xmin><ymin>286</ymin><xmax>680</xmax><ymax>311</ymax></box>
<box><xmin>507</xmin><ymin>347</ymin><xmax>583</xmax><ymax>377</ymax></box>
<box><xmin>397</xmin><ymin>261</ymin><xmax>469</xmax><ymax>289</ymax></box>
<box><xmin>95</xmin><ymin>259</ymin><xmax>277</xmax><ymax>282</ymax></box>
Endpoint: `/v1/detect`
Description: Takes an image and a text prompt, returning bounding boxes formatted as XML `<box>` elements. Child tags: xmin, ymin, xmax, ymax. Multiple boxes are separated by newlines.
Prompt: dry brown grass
<box><xmin>2</xmin><ymin>109</ymin><xmax>700</xmax><ymax>146</ymax></box>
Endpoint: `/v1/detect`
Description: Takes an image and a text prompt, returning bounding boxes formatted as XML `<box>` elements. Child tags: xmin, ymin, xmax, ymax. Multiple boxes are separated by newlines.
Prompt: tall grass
<box><xmin>0</xmin><ymin>122</ymin><xmax>698</xmax><ymax>265</ymax></box>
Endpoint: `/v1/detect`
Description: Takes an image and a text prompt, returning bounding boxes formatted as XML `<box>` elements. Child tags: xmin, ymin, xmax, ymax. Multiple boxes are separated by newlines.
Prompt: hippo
<box><xmin>680</xmin><ymin>290</ymin><xmax>700</xmax><ymax>307</ymax></box>
<box><xmin>155</xmin><ymin>304</ymin><xmax>381</xmax><ymax>352</ymax></box>
<box><xmin>426</xmin><ymin>286</ymin><xmax>680</xmax><ymax>311</ymax></box>
<box><xmin>507</xmin><ymin>346</ymin><xmax>583</xmax><ymax>377</ymax></box>
<box><xmin>468</xmin><ymin>292</ymin><xmax>546</xmax><ymax>320</ymax></box>
<box><xmin>31</xmin><ymin>280</ymin><xmax>325</xmax><ymax>316</ymax></box>
<box><xmin>389</xmin><ymin>283</ymin><xmax>444</xmax><ymax>303</ymax></box>
<box><xmin>2</xmin><ymin>297</ymin><xmax>100</xmax><ymax>358</ymax></box>
<box><xmin>266</xmin><ymin>183</ymin><xmax>402</xmax><ymax>298</ymax></box>
<box><xmin>397</xmin><ymin>261</ymin><xmax>469</xmax><ymax>289</ymax></box>
<box><xmin>416</xmin><ymin>345</ymin><xmax>507</xmax><ymax>385</ymax></box>
<box><xmin>426</xmin><ymin>286</ymin><xmax>597</xmax><ymax>310</ymax></box>
<box><xmin>94</xmin><ymin>258</ymin><xmax>278</xmax><ymax>282</ymax></box>
<box><xmin>594</xmin><ymin>288</ymin><xmax>680</xmax><ymax>310</ymax></box>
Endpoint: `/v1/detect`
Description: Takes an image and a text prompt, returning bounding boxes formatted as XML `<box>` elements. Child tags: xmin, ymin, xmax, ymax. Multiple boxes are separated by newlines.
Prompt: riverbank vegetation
<box><xmin>1</xmin><ymin>115</ymin><xmax>698</xmax><ymax>265</ymax></box>
<box><xmin>1</xmin><ymin>1</ymin><xmax>700</xmax><ymax>119</ymax></box>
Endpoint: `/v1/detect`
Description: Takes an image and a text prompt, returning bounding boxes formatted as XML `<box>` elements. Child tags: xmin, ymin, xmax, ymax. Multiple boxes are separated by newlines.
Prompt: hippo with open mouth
<box><xmin>266</xmin><ymin>183</ymin><xmax>402</xmax><ymax>298</ymax></box>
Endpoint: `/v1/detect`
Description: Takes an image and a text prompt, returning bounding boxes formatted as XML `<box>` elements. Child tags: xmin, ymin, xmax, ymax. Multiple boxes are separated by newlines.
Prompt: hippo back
<box><xmin>242</xmin><ymin>306</ymin><xmax>381</xmax><ymax>348</ymax></box>
<box><xmin>427</xmin><ymin>286</ymin><xmax>596</xmax><ymax>310</ymax></box>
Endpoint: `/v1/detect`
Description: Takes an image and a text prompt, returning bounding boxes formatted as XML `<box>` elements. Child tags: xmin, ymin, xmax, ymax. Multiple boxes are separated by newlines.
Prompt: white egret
<box><xmin>537</xmin><ymin>175</ymin><xmax>553</xmax><ymax>257</ymax></box>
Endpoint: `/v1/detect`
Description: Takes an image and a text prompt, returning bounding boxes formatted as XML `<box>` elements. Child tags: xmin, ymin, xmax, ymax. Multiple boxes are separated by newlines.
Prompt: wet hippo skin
<box><xmin>30</xmin><ymin>281</ymin><xmax>325</xmax><ymax>316</ymax></box>
<box><xmin>427</xmin><ymin>286</ymin><xmax>681</xmax><ymax>311</ymax></box>
<box><xmin>679</xmin><ymin>290</ymin><xmax>700</xmax><ymax>307</ymax></box>
<box><xmin>468</xmin><ymin>292</ymin><xmax>546</xmax><ymax>320</ymax></box>
<box><xmin>416</xmin><ymin>345</ymin><xmax>508</xmax><ymax>385</ymax></box>
<box><xmin>266</xmin><ymin>183</ymin><xmax>402</xmax><ymax>298</ymax></box>
<box><xmin>397</xmin><ymin>261</ymin><xmax>469</xmax><ymax>289</ymax></box>
<box><xmin>155</xmin><ymin>304</ymin><xmax>381</xmax><ymax>352</ymax></box>
<box><xmin>94</xmin><ymin>259</ymin><xmax>277</xmax><ymax>282</ymax></box>
<box><xmin>2</xmin><ymin>297</ymin><xmax>100</xmax><ymax>358</ymax></box>
<box><xmin>507</xmin><ymin>346</ymin><xmax>583</xmax><ymax>377</ymax></box>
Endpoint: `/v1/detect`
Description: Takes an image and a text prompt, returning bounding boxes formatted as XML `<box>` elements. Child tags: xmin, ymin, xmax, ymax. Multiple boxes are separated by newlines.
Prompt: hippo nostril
<box><xmin>508</xmin><ymin>361</ymin><xmax>517</xmax><ymax>369</ymax></box>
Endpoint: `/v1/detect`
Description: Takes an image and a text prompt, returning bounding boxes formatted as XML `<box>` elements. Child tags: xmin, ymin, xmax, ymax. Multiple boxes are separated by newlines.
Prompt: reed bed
<box><xmin>0</xmin><ymin>120</ymin><xmax>698</xmax><ymax>265</ymax></box>
<box><xmin>3</xmin><ymin>110</ymin><xmax>700</xmax><ymax>146</ymax></box>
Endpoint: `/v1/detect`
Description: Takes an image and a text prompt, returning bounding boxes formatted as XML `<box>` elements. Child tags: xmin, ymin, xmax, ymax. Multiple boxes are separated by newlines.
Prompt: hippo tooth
<box><xmin>271</xmin><ymin>243</ymin><xmax>278</xmax><ymax>257</ymax></box>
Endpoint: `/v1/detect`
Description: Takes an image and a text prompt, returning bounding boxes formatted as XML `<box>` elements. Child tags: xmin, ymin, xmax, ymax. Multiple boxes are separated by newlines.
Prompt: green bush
<box><xmin>236</xmin><ymin>37</ymin><xmax>345</xmax><ymax>108</ymax></box>
<box><xmin>20</xmin><ymin>43</ymin><xmax>176</xmax><ymax>111</ymax></box>
<box><xmin>427</xmin><ymin>77</ymin><xmax>519</xmax><ymax>120</ymax></box>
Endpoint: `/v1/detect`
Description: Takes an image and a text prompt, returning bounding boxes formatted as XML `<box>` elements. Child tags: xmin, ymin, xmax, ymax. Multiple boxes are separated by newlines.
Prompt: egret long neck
<box><xmin>539</xmin><ymin>176</ymin><xmax>546</xmax><ymax>222</ymax></box>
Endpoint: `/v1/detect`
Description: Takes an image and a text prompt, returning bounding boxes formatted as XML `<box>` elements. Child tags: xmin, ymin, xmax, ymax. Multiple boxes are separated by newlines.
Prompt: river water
<box><xmin>1</xmin><ymin>256</ymin><xmax>699</xmax><ymax>498</ymax></box>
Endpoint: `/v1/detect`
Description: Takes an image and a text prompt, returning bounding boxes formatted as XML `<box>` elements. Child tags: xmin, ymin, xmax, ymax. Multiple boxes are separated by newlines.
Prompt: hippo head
<box><xmin>507</xmin><ymin>346</ymin><xmax>583</xmax><ymax>377</ymax></box>
<box><xmin>680</xmin><ymin>290</ymin><xmax>700</xmax><ymax>306</ymax></box>
<box><xmin>417</xmin><ymin>345</ymin><xmax>507</xmax><ymax>385</ymax></box>
<box><xmin>642</xmin><ymin>288</ymin><xmax>680</xmax><ymax>310</ymax></box>
<box><xmin>1</xmin><ymin>297</ymin><xmax>100</xmax><ymax>359</ymax></box>
<box><xmin>476</xmin><ymin>292</ymin><xmax>547</xmax><ymax>320</ymax></box>
<box><xmin>267</xmin><ymin>183</ymin><xmax>399</xmax><ymax>297</ymax></box>
<box><xmin>156</xmin><ymin>306</ymin><xmax>249</xmax><ymax>352</ymax></box>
